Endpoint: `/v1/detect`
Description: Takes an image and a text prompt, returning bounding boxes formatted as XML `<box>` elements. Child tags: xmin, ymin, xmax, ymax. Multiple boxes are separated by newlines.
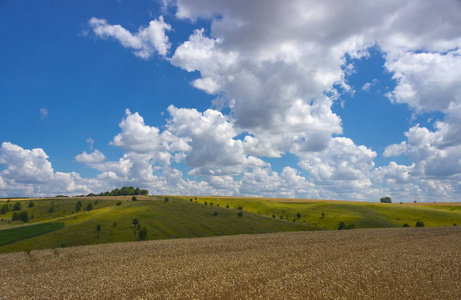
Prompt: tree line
<box><xmin>87</xmin><ymin>186</ymin><xmax>148</xmax><ymax>197</ymax></box>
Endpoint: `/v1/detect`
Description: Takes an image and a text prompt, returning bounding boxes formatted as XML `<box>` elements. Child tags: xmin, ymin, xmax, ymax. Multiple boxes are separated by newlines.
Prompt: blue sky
<box><xmin>1</xmin><ymin>0</ymin><xmax>460</xmax><ymax>202</ymax></box>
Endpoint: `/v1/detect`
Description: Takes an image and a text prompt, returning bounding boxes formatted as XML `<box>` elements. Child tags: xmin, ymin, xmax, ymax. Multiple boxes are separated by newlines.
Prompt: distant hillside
<box><xmin>0</xmin><ymin>195</ymin><xmax>459</xmax><ymax>253</ymax></box>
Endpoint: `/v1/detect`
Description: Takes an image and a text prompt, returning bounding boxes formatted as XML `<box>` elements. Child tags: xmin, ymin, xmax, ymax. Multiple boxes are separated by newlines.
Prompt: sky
<box><xmin>1</xmin><ymin>0</ymin><xmax>460</xmax><ymax>202</ymax></box>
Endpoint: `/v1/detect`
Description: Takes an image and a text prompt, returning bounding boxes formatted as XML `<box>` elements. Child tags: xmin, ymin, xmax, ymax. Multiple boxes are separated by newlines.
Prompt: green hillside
<box><xmin>191</xmin><ymin>196</ymin><xmax>461</xmax><ymax>229</ymax></box>
<box><xmin>0</xmin><ymin>197</ymin><xmax>314</xmax><ymax>253</ymax></box>
<box><xmin>0</xmin><ymin>196</ymin><xmax>459</xmax><ymax>254</ymax></box>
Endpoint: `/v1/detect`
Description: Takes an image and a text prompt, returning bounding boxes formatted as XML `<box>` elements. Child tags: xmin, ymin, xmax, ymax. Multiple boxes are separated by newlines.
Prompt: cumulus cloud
<box><xmin>89</xmin><ymin>16</ymin><xmax>171</xmax><ymax>58</ymax></box>
<box><xmin>166</xmin><ymin>105</ymin><xmax>267</xmax><ymax>175</ymax></box>
<box><xmin>75</xmin><ymin>149</ymin><xmax>106</xmax><ymax>164</ymax></box>
<box><xmin>0</xmin><ymin>142</ymin><xmax>101</xmax><ymax>197</ymax></box>
<box><xmin>3</xmin><ymin>1</ymin><xmax>460</xmax><ymax>200</ymax></box>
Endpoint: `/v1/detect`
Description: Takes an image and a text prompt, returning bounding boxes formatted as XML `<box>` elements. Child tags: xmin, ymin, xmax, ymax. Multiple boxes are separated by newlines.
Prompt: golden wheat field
<box><xmin>1</xmin><ymin>227</ymin><xmax>459</xmax><ymax>299</ymax></box>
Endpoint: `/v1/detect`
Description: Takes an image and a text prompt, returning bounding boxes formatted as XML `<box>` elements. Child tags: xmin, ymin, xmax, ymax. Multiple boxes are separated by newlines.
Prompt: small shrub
<box><xmin>190</xmin><ymin>199</ymin><xmax>193</xmax><ymax>202</ymax></box>
<box><xmin>28</xmin><ymin>201</ymin><xmax>35</xmax><ymax>208</ymax></box>
<box><xmin>13</xmin><ymin>202</ymin><xmax>21</xmax><ymax>211</ymax></box>
<box><xmin>96</xmin><ymin>224</ymin><xmax>101</xmax><ymax>232</ymax></box>
<box><xmin>272</xmin><ymin>214</ymin><xmax>276</xmax><ymax>218</ymax></box>
<box><xmin>237</xmin><ymin>206</ymin><xmax>243</xmax><ymax>210</ymax></box>
<box><xmin>204</xmin><ymin>201</ymin><xmax>208</xmax><ymax>205</ymax></box>
<box><xmin>297</xmin><ymin>212</ymin><xmax>301</xmax><ymax>219</ymax></box>
<box><xmin>338</xmin><ymin>221</ymin><xmax>355</xmax><ymax>230</ymax></box>
<box><xmin>48</xmin><ymin>206</ymin><xmax>55</xmax><ymax>213</ymax></box>
<box><xmin>321</xmin><ymin>212</ymin><xmax>325</xmax><ymax>218</ymax></box>
<box><xmin>1</xmin><ymin>204</ymin><xmax>8</xmax><ymax>214</ymax></box>
<box><xmin>226</xmin><ymin>205</ymin><xmax>229</xmax><ymax>208</ymax></box>
<box><xmin>132</xmin><ymin>196</ymin><xmax>137</xmax><ymax>201</ymax></box>
<box><xmin>94</xmin><ymin>200</ymin><xmax>99</xmax><ymax>205</ymax></box>
<box><xmin>214</xmin><ymin>212</ymin><xmax>218</xmax><ymax>216</ymax></box>
<box><xmin>416</xmin><ymin>221</ymin><xmax>424</xmax><ymax>227</ymax></box>
<box><xmin>113</xmin><ymin>222</ymin><xmax>117</xmax><ymax>227</ymax></box>
<box><xmin>132</xmin><ymin>218</ymin><xmax>139</xmax><ymax>226</ymax></box>
<box><xmin>86</xmin><ymin>203</ymin><xmax>93</xmax><ymax>211</ymax></box>
<box><xmin>138</xmin><ymin>227</ymin><xmax>148</xmax><ymax>240</ymax></box>
<box><xmin>137</xmin><ymin>223</ymin><xmax>141</xmax><ymax>231</ymax></box>
<box><xmin>403</xmin><ymin>223</ymin><xmax>410</xmax><ymax>227</ymax></box>
<box><xmin>280</xmin><ymin>216</ymin><xmax>283</xmax><ymax>220</ymax></box>
<box><xmin>11</xmin><ymin>212</ymin><xmax>19</xmax><ymax>221</ymax></box>
<box><xmin>76</xmin><ymin>200</ymin><xmax>82</xmax><ymax>212</ymax></box>
<box><xmin>164</xmin><ymin>197</ymin><xmax>169</xmax><ymax>203</ymax></box>
<box><xmin>19</xmin><ymin>211</ymin><xmax>29</xmax><ymax>222</ymax></box>
<box><xmin>210</xmin><ymin>202</ymin><xmax>214</xmax><ymax>206</ymax></box>
<box><xmin>116</xmin><ymin>201</ymin><xmax>122</xmax><ymax>206</ymax></box>
<box><xmin>237</xmin><ymin>211</ymin><xmax>243</xmax><ymax>218</ymax></box>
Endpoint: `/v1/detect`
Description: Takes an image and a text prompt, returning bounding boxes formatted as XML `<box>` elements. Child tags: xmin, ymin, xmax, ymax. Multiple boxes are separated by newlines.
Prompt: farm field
<box><xmin>0</xmin><ymin>226</ymin><xmax>459</xmax><ymax>299</ymax></box>
<box><xmin>0</xmin><ymin>196</ymin><xmax>460</xmax><ymax>253</ymax></box>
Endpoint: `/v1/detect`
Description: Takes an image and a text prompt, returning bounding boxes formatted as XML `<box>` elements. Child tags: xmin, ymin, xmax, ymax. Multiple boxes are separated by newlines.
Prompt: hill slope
<box><xmin>0</xmin><ymin>197</ymin><xmax>314</xmax><ymax>253</ymax></box>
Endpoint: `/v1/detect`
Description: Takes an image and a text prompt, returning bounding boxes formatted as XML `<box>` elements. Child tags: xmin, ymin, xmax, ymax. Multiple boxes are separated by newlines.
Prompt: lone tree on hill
<box><xmin>138</xmin><ymin>227</ymin><xmax>148</xmax><ymax>240</ymax></box>
<box><xmin>380</xmin><ymin>197</ymin><xmax>392</xmax><ymax>203</ymax></box>
<box><xmin>19</xmin><ymin>211</ymin><xmax>29</xmax><ymax>222</ymax></box>
<box><xmin>13</xmin><ymin>202</ymin><xmax>21</xmax><ymax>211</ymax></box>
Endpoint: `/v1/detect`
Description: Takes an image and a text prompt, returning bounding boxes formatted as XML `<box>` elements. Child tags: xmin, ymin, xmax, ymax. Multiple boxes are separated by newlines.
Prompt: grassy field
<box><xmin>0</xmin><ymin>223</ymin><xmax>64</xmax><ymax>247</ymax></box>
<box><xmin>190</xmin><ymin>196</ymin><xmax>461</xmax><ymax>229</ymax></box>
<box><xmin>0</xmin><ymin>196</ymin><xmax>460</xmax><ymax>253</ymax></box>
<box><xmin>0</xmin><ymin>196</ymin><xmax>314</xmax><ymax>253</ymax></box>
<box><xmin>0</xmin><ymin>226</ymin><xmax>459</xmax><ymax>299</ymax></box>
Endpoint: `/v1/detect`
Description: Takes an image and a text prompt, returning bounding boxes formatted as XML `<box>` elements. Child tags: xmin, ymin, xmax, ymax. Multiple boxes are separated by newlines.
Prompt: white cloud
<box><xmin>86</xmin><ymin>138</ymin><xmax>95</xmax><ymax>149</ymax></box>
<box><xmin>40</xmin><ymin>108</ymin><xmax>48</xmax><ymax>120</ymax></box>
<box><xmin>3</xmin><ymin>1</ymin><xmax>460</xmax><ymax>200</ymax></box>
<box><xmin>89</xmin><ymin>16</ymin><xmax>171</xmax><ymax>58</ymax></box>
<box><xmin>361</xmin><ymin>79</ymin><xmax>378</xmax><ymax>92</ymax></box>
<box><xmin>75</xmin><ymin>149</ymin><xmax>106</xmax><ymax>164</ymax></box>
<box><xmin>166</xmin><ymin>105</ymin><xmax>267</xmax><ymax>175</ymax></box>
<box><xmin>0</xmin><ymin>142</ymin><xmax>101</xmax><ymax>197</ymax></box>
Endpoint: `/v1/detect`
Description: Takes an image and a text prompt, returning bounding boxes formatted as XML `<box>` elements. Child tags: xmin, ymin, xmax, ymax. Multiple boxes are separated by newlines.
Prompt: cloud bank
<box><xmin>1</xmin><ymin>0</ymin><xmax>461</xmax><ymax>202</ymax></box>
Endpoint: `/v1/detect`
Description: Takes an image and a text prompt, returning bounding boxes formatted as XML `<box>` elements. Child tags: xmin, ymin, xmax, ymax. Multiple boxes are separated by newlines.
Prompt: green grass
<box><xmin>0</xmin><ymin>196</ymin><xmax>459</xmax><ymax>254</ymax></box>
<box><xmin>190</xmin><ymin>197</ymin><xmax>461</xmax><ymax>229</ymax></box>
<box><xmin>0</xmin><ymin>222</ymin><xmax>64</xmax><ymax>247</ymax></box>
<box><xmin>0</xmin><ymin>197</ymin><xmax>315</xmax><ymax>253</ymax></box>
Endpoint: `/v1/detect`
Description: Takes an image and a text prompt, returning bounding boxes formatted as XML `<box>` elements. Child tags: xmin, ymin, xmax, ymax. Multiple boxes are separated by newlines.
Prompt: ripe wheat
<box><xmin>0</xmin><ymin>227</ymin><xmax>459</xmax><ymax>299</ymax></box>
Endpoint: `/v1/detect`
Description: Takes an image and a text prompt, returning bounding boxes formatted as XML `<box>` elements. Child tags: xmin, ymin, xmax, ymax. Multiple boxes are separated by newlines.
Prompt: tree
<box><xmin>86</xmin><ymin>203</ymin><xmax>93</xmax><ymax>211</ymax></box>
<box><xmin>132</xmin><ymin>218</ymin><xmax>139</xmax><ymax>226</ymax></box>
<box><xmin>12</xmin><ymin>212</ymin><xmax>20</xmax><ymax>221</ymax></box>
<box><xmin>76</xmin><ymin>200</ymin><xmax>82</xmax><ymax>212</ymax></box>
<box><xmin>19</xmin><ymin>211</ymin><xmax>29</xmax><ymax>222</ymax></box>
<box><xmin>28</xmin><ymin>201</ymin><xmax>35</xmax><ymax>208</ymax></box>
<box><xmin>138</xmin><ymin>227</ymin><xmax>148</xmax><ymax>240</ymax></box>
<box><xmin>297</xmin><ymin>212</ymin><xmax>301</xmax><ymax>219</ymax></box>
<box><xmin>164</xmin><ymin>197</ymin><xmax>169</xmax><ymax>203</ymax></box>
<box><xmin>13</xmin><ymin>202</ymin><xmax>21</xmax><ymax>211</ymax></box>
<box><xmin>380</xmin><ymin>197</ymin><xmax>392</xmax><ymax>203</ymax></box>
<box><xmin>416</xmin><ymin>221</ymin><xmax>425</xmax><ymax>227</ymax></box>
<box><xmin>96</xmin><ymin>224</ymin><xmax>101</xmax><ymax>232</ymax></box>
<box><xmin>237</xmin><ymin>211</ymin><xmax>243</xmax><ymax>218</ymax></box>
<box><xmin>1</xmin><ymin>204</ymin><xmax>8</xmax><ymax>214</ymax></box>
<box><xmin>132</xmin><ymin>196</ymin><xmax>137</xmax><ymax>201</ymax></box>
